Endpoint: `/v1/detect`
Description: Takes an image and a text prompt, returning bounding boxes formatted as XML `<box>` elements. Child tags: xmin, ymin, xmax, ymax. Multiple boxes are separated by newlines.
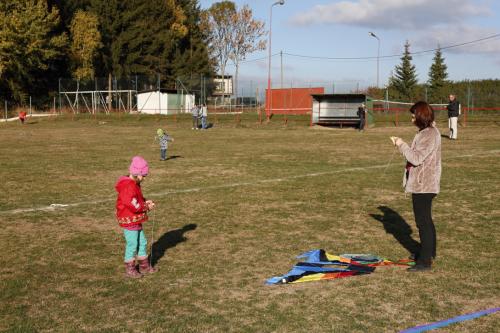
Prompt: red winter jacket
<box><xmin>115</xmin><ymin>176</ymin><xmax>149</xmax><ymax>228</ymax></box>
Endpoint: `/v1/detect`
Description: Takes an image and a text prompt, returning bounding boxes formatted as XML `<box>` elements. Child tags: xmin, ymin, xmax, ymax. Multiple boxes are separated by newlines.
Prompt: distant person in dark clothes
<box><xmin>446</xmin><ymin>94</ymin><xmax>460</xmax><ymax>140</ymax></box>
<box><xmin>357</xmin><ymin>103</ymin><xmax>367</xmax><ymax>131</ymax></box>
<box><xmin>390</xmin><ymin>101</ymin><xmax>441</xmax><ymax>272</ymax></box>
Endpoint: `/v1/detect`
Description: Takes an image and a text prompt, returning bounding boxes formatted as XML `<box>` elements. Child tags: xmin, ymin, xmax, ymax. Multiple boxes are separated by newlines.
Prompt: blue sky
<box><xmin>199</xmin><ymin>0</ymin><xmax>500</xmax><ymax>91</ymax></box>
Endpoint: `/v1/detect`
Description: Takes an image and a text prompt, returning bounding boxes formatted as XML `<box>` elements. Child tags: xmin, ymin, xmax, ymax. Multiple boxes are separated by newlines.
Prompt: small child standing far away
<box><xmin>115</xmin><ymin>156</ymin><xmax>157</xmax><ymax>278</ymax></box>
<box><xmin>19</xmin><ymin>110</ymin><xmax>27</xmax><ymax>124</ymax></box>
<box><xmin>156</xmin><ymin>128</ymin><xmax>174</xmax><ymax>161</ymax></box>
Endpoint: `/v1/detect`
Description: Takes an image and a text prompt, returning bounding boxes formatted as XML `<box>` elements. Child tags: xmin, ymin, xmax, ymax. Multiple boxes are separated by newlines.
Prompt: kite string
<box><xmin>150</xmin><ymin>209</ymin><xmax>156</xmax><ymax>268</ymax></box>
<box><xmin>355</xmin><ymin>147</ymin><xmax>398</xmax><ymax>222</ymax></box>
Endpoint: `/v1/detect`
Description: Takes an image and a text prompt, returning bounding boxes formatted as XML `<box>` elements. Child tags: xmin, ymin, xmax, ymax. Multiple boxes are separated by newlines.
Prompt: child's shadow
<box><xmin>151</xmin><ymin>223</ymin><xmax>197</xmax><ymax>266</ymax></box>
<box><xmin>166</xmin><ymin>155</ymin><xmax>182</xmax><ymax>160</ymax></box>
<box><xmin>370</xmin><ymin>206</ymin><xmax>420</xmax><ymax>255</ymax></box>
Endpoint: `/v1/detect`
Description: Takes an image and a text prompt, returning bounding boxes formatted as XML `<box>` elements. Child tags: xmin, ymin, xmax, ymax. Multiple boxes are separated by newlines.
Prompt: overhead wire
<box><xmin>284</xmin><ymin>33</ymin><xmax>500</xmax><ymax>60</ymax></box>
<box><xmin>226</xmin><ymin>33</ymin><xmax>500</xmax><ymax>65</ymax></box>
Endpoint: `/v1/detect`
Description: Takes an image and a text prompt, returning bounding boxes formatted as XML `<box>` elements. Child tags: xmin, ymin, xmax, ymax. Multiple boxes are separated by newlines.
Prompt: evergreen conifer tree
<box><xmin>427</xmin><ymin>46</ymin><xmax>448</xmax><ymax>103</ymax></box>
<box><xmin>391</xmin><ymin>40</ymin><xmax>418</xmax><ymax>101</ymax></box>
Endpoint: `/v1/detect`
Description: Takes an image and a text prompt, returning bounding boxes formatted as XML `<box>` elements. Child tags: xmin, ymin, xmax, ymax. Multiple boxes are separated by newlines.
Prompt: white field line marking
<box><xmin>0</xmin><ymin>114</ymin><xmax>57</xmax><ymax>123</ymax></box>
<box><xmin>2</xmin><ymin>149</ymin><xmax>499</xmax><ymax>215</ymax></box>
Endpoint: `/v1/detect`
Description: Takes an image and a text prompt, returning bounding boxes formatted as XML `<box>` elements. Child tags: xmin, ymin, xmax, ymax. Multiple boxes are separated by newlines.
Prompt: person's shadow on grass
<box><xmin>150</xmin><ymin>223</ymin><xmax>197</xmax><ymax>266</ymax></box>
<box><xmin>370</xmin><ymin>206</ymin><xmax>420</xmax><ymax>256</ymax></box>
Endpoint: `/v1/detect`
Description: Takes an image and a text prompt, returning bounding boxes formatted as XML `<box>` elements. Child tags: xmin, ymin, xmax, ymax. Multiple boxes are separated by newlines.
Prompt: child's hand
<box><xmin>146</xmin><ymin>200</ymin><xmax>155</xmax><ymax>210</ymax></box>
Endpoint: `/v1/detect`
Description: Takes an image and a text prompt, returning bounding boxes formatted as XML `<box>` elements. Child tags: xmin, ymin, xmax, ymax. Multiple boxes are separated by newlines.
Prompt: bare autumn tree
<box><xmin>70</xmin><ymin>10</ymin><xmax>101</xmax><ymax>80</ymax></box>
<box><xmin>230</xmin><ymin>5</ymin><xmax>266</xmax><ymax>99</ymax></box>
<box><xmin>202</xmin><ymin>1</ymin><xmax>236</xmax><ymax>95</ymax></box>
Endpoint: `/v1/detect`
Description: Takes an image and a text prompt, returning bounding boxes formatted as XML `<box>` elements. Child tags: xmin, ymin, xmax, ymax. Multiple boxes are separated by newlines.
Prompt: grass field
<box><xmin>0</xmin><ymin>113</ymin><xmax>499</xmax><ymax>332</ymax></box>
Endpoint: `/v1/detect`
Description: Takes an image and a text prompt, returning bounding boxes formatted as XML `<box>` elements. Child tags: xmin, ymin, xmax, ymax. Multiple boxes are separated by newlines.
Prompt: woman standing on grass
<box><xmin>115</xmin><ymin>156</ymin><xmax>157</xmax><ymax>278</ymax></box>
<box><xmin>390</xmin><ymin>101</ymin><xmax>441</xmax><ymax>272</ymax></box>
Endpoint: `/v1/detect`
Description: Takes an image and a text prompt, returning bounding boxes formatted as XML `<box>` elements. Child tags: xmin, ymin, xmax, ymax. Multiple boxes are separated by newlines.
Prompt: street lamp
<box><xmin>369</xmin><ymin>31</ymin><xmax>380</xmax><ymax>88</ymax></box>
<box><xmin>266</xmin><ymin>0</ymin><xmax>285</xmax><ymax>120</ymax></box>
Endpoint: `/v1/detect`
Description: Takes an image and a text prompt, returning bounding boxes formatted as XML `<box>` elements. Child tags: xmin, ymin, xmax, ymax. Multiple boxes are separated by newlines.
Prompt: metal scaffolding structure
<box><xmin>60</xmin><ymin>89</ymin><xmax>136</xmax><ymax>114</ymax></box>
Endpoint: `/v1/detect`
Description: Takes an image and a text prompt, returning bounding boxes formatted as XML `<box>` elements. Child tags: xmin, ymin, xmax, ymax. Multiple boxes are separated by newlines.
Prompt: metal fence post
<box><xmin>58</xmin><ymin>78</ymin><xmax>62</xmax><ymax>112</ymax></box>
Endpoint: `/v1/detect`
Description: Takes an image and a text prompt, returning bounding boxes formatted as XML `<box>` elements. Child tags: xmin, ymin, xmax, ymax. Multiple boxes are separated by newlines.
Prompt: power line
<box><xmin>224</xmin><ymin>52</ymin><xmax>279</xmax><ymax>67</ymax></box>
<box><xmin>284</xmin><ymin>33</ymin><xmax>500</xmax><ymax>60</ymax></box>
<box><xmin>230</xmin><ymin>33</ymin><xmax>500</xmax><ymax>64</ymax></box>
<box><xmin>234</xmin><ymin>53</ymin><xmax>280</xmax><ymax>65</ymax></box>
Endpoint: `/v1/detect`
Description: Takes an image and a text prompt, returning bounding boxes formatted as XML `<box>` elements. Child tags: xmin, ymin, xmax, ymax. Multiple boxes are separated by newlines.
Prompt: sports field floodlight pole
<box><xmin>369</xmin><ymin>31</ymin><xmax>380</xmax><ymax>88</ymax></box>
<box><xmin>266</xmin><ymin>0</ymin><xmax>285</xmax><ymax>121</ymax></box>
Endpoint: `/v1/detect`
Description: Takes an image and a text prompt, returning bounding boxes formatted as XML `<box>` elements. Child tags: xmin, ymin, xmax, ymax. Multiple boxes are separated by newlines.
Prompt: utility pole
<box><xmin>266</xmin><ymin>0</ymin><xmax>285</xmax><ymax>120</ymax></box>
<box><xmin>280</xmin><ymin>50</ymin><xmax>283</xmax><ymax>89</ymax></box>
<box><xmin>369</xmin><ymin>32</ymin><xmax>380</xmax><ymax>88</ymax></box>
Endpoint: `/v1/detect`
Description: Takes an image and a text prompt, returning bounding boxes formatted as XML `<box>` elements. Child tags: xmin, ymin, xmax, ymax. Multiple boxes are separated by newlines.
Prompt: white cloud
<box><xmin>415</xmin><ymin>25</ymin><xmax>500</xmax><ymax>55</ymax></box>
<box><xmin>291</xmin><ymin>0</ymin><xmax>492</xmax><ymax>30</ymax></box>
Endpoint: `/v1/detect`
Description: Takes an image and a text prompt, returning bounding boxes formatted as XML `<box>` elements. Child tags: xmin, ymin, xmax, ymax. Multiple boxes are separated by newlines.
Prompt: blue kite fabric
<box><xmin>266</xmin><ymin>249</ymin><xmax>414</xmax><ymax>285</ymax></box>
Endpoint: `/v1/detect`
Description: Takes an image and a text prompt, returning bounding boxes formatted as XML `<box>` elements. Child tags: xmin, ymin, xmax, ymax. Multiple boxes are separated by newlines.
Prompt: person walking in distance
<box><xmin>191</xmin><ymin>104</ymin><xmax>200</xmax><ymax>130</ymax></box>
<box><xmin>446</xmin><ymin>94</ymin><xmax>460</xmax><ymax>140</ymax></box>
<box><xmin>156</xmin><ymin>128</ymin><xmax>174</xmax><ymax>161</ymax></box>
<box><xmin>19</xmin><ymin>110</ymin><xmax>27</xmax><ymax>124</ymax></box>
<box><xmin>201</xmin><ymin>103</ymin><xmax>208</xmax><ymax>129</ymax></box>
<box><xmin>390</xmin><ymin>101</ymin><xmax>441</xmax><ymax>272</ymax></box>
<box><xmin>357</xmin><ymin>103</ymin><xmax>367</xmax><ymax>131</ymax></box>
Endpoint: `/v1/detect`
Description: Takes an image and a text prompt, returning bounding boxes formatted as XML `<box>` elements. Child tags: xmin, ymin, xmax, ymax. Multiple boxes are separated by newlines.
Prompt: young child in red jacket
<box><xmin>19</xmin><ymin>111</ymin><xmax>27</xmax><ymax>124</ymax></box>
<box><xmin>115</xmin><ymin>156</ymin><xmax>157</xmax><ymax>278</ymax></box>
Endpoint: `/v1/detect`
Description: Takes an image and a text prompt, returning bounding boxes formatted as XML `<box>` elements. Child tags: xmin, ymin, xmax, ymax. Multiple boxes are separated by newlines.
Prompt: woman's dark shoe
<box><xmin>407</xmin><ymin>264</ymin><xmax>431</xmax><ymax>272</ymax></box>
<box><xmin>409</xmin><ymin>253</ymin><xmax>435</xmax><ymax>261</ymax></box>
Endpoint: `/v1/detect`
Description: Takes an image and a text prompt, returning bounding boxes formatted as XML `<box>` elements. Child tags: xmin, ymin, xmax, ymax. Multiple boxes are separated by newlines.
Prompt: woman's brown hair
<box><xmin>410</xmin><ymin>101</ymin><xmax>434</xmax><ymax>130</ymax></box>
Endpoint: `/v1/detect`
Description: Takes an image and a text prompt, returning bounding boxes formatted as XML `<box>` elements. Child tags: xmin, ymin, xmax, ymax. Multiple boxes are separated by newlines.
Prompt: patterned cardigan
<box><xmin>397</xmin><ymin>126</ymin><xmax>442</xmax><ymax>194</ymax></box>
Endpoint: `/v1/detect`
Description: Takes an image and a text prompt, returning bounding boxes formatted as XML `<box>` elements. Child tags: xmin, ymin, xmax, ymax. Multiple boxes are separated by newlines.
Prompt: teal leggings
<box><xmin>123</xmin><ymin>229</ymin><xmax>148</xmax><ymax>262</ymax></box>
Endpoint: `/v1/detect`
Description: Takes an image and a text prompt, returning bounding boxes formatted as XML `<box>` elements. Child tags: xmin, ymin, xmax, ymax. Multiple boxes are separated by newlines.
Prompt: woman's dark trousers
<box><xmin>412</xmin><ymin>193</ymin><xmax>437</xmax><ymax>266</ymax></box>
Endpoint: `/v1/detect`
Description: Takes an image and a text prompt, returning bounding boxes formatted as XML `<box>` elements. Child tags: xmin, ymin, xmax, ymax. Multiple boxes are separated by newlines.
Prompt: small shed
<box><xmin>267</xmin><ymin>87</ymin><xmax>324</xmax><ymax>115</ymax></box>
<box><xmin>311</xmin><ymin>93</ymin><xmax>373</xmax><ymax>126</ymax></box>
<box><xmin>137</xmin><ymin>90</ymin><xmax>195</xmax><ymax>115</ymax></box>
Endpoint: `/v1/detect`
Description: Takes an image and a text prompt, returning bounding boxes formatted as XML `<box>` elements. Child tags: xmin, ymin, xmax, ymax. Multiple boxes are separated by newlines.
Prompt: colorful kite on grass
<box><xmin>266</xmin><ymin>249</ymin><xmax>413</xmax><ymax>285</ymax></box>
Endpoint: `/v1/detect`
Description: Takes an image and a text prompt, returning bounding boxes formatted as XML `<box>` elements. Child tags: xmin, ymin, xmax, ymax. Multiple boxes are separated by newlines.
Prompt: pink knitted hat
<box><xmin>129</xmin><ymin>156</ymin><xmax>149</xmax><ymax>176</ymax></box>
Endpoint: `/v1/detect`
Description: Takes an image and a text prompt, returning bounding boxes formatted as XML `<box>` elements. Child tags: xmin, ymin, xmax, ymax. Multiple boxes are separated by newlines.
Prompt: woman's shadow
<box><xmin>370</xmin><ymin>206</ymin><xmax>420</xmax><ymax>255</ymax></box>
<box><xmin>150</xmin><ymin>224</ymin><xmax>197</xmax><ymax>266</ymax></box>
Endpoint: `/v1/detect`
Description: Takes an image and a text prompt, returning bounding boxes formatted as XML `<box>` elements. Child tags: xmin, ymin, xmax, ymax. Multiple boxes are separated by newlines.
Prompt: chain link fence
<box><xmin>2</xmin><ymin>76</ymin><xmax>500</xmax><ymax>124</ymax></box>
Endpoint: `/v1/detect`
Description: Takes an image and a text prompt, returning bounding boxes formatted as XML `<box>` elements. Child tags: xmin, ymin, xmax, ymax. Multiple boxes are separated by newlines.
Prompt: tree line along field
<box><xmin>0</xmin><ymin>114</ymin><xmax>498</xmax><ymax>332</ymax></box>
